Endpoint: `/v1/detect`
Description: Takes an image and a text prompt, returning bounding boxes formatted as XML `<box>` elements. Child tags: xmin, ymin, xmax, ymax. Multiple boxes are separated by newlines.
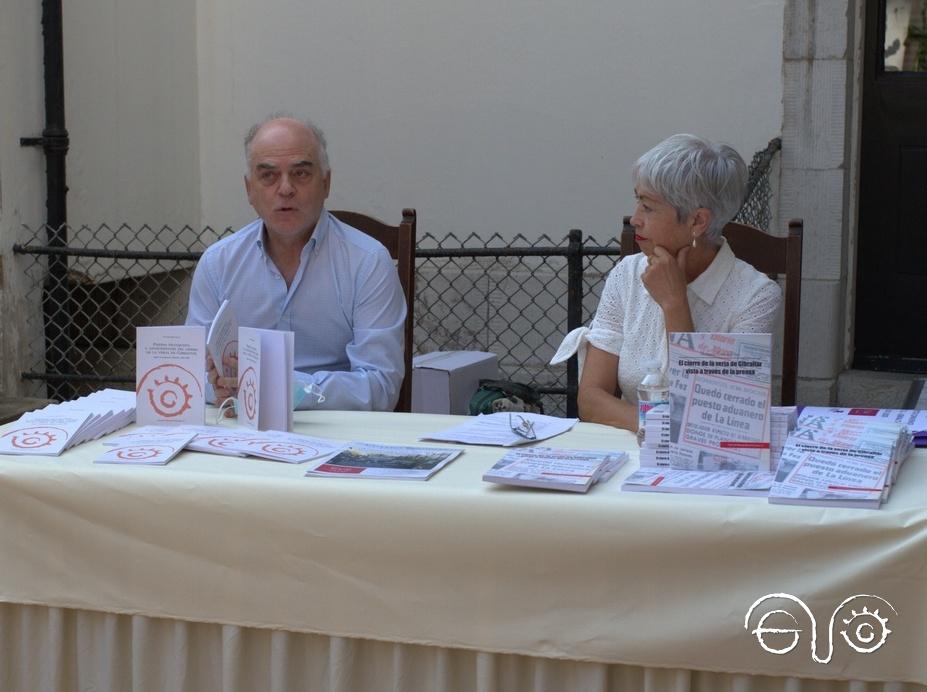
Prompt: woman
<box><xmin>551</xmin><ymin>134</ymin><xmax>781</xmax><ymax>431</ymax></box>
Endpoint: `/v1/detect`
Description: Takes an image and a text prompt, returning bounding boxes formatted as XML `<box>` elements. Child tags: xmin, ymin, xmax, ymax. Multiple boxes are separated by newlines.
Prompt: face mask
<box><xmin>214</xmin><ymin>380</ymin><xmax>325</xmax><ymax>423</ymax></box>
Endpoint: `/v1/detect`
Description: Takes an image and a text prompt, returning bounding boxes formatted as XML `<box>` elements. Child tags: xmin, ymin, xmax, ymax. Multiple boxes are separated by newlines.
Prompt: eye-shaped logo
<box><xmin>239</xmin><ymin>366</ymin><xmax>258</xmax><ymax>421</ymax></box>
<box><xmin>115</xmin><ymin>445</ymin><xmax>172</xmax><ymax>460</ymax></box>
<box><xmin>137</xmin><ymin>364</ymin><xmax>203</xmax><ymax>418</ymax></box>
<box><xmin>2</xmin><ymin>426</ymin><xmax>67</xmax><ymax>449</ymax></box>
<box><xmin>745</xmin><ymin>593</ymin><xmax>896</xmax><ymax>663</ymax></box>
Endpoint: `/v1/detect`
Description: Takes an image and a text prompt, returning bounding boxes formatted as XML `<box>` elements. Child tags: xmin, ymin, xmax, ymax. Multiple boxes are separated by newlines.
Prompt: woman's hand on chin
<box><xmin>642</xmin><ymin>245</ymin><xmax>689</xmax><ymax>311</ymax></box>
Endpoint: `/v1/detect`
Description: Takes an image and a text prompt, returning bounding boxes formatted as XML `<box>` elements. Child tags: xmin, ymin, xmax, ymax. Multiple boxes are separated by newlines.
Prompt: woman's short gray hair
<box><xmin>244</xmin><ymin>112</ymin><xmax>330</xmax><ymax>174</ymax></box>
<box><xmin>632</xmin><ymin>134</ymin><xmax>747</xmax><ymax>243</ymax></box>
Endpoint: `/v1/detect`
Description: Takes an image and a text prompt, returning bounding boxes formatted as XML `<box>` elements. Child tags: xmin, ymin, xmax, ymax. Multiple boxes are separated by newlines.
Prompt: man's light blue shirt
<box><xmin>186</xmin><ymin>211</ymin><xmax>406</xmax><ymax>411</ymax></box>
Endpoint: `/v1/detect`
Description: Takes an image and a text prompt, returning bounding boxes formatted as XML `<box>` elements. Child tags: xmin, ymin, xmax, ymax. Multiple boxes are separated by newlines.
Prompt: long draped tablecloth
<box><xmin>1</xmin><ymin>410</ymin><xmax>926</xmax><ymax>690</ymax></box>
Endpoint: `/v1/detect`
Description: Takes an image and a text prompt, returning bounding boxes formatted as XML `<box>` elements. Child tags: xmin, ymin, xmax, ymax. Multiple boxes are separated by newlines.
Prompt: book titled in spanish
<box><xmin>667</xmin><ymin>332</ymin><xmax>773</xmax><ymax>472</ymax></box>
<box><xmin>483</xmin><ymin>447</ymin><xmax>628</xmax><ymax>493</ymax></box>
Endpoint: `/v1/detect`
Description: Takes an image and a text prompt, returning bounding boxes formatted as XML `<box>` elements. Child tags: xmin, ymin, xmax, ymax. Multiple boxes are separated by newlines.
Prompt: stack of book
<box><xmin>769</xmin><ymin>415</ymin><xmax>914</xmax><ymax>509</ymax></box>
<box><xmin>640</xmin><ymin>405</ymin><xmax>797</xmax><ymax>471</ymax></box>
<box><xmin>483</xmin><ymin>447</ymin><xmax>628</xmax><ymax>493</ymax></box>
<box><xmin>0</xmin><ymin>389</ymin><xmax>136</xmax><ymax>456</ymax></box>
<box><xmin>639</xmin><ymin>403</ymin><xmax>671</xmax><ymax>468</ymax></box>
<box><xmin>622</xmin><ymin>467</ymin><xmax>774</xmax><ymax>497</ymax></box>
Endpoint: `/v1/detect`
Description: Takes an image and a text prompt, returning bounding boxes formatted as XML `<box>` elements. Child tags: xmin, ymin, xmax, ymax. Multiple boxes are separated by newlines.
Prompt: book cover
<box><xmin>136</xmin><ymin>326</ymin><xmax>206</xmax><ymax>426</ymax></box>
<box><xmin>483</xmin><ymin>447</ymin><xmax>628</xmax><ymax>493</ymax></box>
<box><xmin>306</xmin><ymin>443</ymin><xmax>462</xmax><ymax>480</ymax></box>
<box><xmin>667</xmin><ymin>332</ymin><xmax>772</xmax><ymax>472</ymax></box>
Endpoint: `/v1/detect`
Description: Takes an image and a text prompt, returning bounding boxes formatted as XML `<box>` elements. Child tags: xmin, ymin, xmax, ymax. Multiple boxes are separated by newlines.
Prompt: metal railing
<box><xmin>12</xmin><ymin>138</ymin><xmax>780</xmax><ymax>416</ymax></box>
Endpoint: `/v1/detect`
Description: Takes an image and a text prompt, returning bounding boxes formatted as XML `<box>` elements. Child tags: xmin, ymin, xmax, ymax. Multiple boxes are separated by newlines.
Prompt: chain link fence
<box><xmin>13</xmin><ymin>138</ymin><xmax>780</xmax><ymax>416</ymax></box>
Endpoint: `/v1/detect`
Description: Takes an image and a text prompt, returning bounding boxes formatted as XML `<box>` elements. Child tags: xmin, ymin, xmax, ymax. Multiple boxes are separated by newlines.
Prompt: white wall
<box><xmin>0</xmin><ymin>0</ymin><xmax>47</xmax><ymax>396</ymax></box>
<box><xmin>63</xmin><ymin>0</ymin><xmax>200</xmax><ymax>235</ymax></box>
<box><xmin>196</xmin><ymin>0</ymin><xmax>785</xmax><ymax>241</ymax></box>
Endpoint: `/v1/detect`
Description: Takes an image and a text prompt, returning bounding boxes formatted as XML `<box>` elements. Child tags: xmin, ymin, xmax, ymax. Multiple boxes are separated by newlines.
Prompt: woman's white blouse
<box><xmin>551</xmin><ymin>240</ymin><xmax>782</xmax><ymax>405</ymax></box>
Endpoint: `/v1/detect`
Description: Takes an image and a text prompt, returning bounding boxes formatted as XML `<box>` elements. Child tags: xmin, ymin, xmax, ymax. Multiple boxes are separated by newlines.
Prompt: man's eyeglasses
<box><xmin>509</xmin><ymin>413</ymin><xmax>537</xmax><ymax>440</ymax></box>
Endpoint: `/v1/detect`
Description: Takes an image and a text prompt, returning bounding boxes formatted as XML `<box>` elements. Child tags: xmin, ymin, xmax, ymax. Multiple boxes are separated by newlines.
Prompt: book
<box><xmin>237</xmin><ymin>326</ymin><xmax>294</xmax><ymax>432</ymax></box>
<box><xmin>95</xmin><ymin>428</ymin><xmax>197</xmax><ymax>466</ymax></box>
<box><xmin>136</xmin><ymin>326</ymin><xmax>207</xmax><ymax>426</ymax></box>
<box><xmin>206</xmin><ymin>298</ymin><xmax>238</xmax><ymax>379</ymax></box>
<box><xmin>306</xmin><ymin>442</ymin><xmax>463</xmax><ymax>480</ymax></box>
<box><xmin>799</xmin><ymin>406</ymin><xmax>927</xmax><ymax>436</ymax></box>
<box><xmin>1</xmin><ymin>389</ymin><xmax>138</xmax><ymax>457</ymax></box>
<box><xmin>483</xmin><ymin>447</ymin><xmax>628</xmax><ymax>493</ymax></box>
<box><xmin>768</xmin><ymin>416</ymin><xmax>913</xmax><ymax>509</ymax></box>
<box><xmin>621</xmin><ymin>468</ymin><xmax>774</xmax><ymax>497</ymax></box>
<box><xmin>667</xmin><ymin>332</ymin><xmax>773</xmax><ymax>472</ymax></box>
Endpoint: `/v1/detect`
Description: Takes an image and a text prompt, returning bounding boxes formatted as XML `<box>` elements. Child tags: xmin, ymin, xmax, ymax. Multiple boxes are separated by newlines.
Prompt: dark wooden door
<box><xmin>855</xmin><ymin>0</ymin><xmax>927</xmax><ymax>372</ymax></box>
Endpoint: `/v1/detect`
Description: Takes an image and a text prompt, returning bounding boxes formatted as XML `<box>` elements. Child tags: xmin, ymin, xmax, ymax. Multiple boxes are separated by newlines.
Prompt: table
<box><xmin>1</xmin><ymin>411</ymin><xmax>926</xmax><ymax>692</ymax></box>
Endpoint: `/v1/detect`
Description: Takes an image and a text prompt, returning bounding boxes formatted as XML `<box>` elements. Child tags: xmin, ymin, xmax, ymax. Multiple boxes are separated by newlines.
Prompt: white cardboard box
<box><xmin>412</xmin><ymin>351</ymin><xmax>499</xmax><ymax>415</ymax></box>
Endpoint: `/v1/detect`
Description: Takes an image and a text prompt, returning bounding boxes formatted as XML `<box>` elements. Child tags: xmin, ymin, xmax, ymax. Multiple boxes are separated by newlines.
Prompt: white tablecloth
<box><xmin>1</xmin><ymin>411</ymin><xmax>925</xmax><ymax>690</ymax></box>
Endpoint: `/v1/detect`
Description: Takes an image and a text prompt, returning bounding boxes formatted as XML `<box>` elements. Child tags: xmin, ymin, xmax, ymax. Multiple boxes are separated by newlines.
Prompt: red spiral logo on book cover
<box><xmin>239</xmin><ymin>367</ymin><xmax>258</xmax><ymax>421</ymax></box>
<box><xmin>2</xmin><ymin>426</ymin><xmax>66</xmax><ymax>449</ymax></box>
<box><xmin>115</xmin><ymin>446</ymin><xmax>173</xmax><ymax>460</ymax></box>
<box><xmin>137</xmin><ymin>364</ymin><xmax>202</xmax><ymax>418</ymax></box>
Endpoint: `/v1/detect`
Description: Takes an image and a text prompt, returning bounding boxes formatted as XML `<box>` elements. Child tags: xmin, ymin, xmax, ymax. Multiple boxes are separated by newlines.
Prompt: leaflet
<box><xmin>421</xmin><ymin>412</ymin><xmax>577</xmax><ymax>447</ymax></box>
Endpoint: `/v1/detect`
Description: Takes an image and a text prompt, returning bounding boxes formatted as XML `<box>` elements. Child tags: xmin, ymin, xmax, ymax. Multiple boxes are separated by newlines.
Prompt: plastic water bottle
<box><xmin>637</xmin><ymin>360</ymin><xmax>668</xmax><ymax>446</ymax></box>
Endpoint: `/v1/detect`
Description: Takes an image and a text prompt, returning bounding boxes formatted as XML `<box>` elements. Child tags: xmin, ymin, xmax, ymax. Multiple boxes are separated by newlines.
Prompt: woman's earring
<box><xmin>691</xmin><ymin>235</ymin><xmax>697</xmax><ymax>248</ymax></box>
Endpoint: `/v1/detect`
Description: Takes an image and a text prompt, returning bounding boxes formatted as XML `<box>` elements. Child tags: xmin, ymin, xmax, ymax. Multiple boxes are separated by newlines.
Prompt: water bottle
<box><xmin>637</xmin><ymin>360</ymin><xmax>668</xmax><ymax>446</ymax></box>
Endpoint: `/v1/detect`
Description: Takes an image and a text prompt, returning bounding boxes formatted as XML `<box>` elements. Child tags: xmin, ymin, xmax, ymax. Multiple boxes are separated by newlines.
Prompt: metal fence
<box><xmin>12</xmin><ymin>138</ymin><xmax>780</xmax><ymax>416</ymax></box>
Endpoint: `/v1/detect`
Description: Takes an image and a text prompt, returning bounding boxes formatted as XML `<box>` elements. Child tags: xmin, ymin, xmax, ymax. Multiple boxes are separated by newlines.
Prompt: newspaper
<box><xmin>668</xmin><ymin>332</ymin><xmax>773</xmax><ymax>471</ymax></box>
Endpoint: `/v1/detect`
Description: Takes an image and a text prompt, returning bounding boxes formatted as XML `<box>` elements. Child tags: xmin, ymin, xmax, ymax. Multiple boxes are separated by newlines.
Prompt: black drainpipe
<box><xmin>20</xmin><ymin>0</ymin><xmax>73</xmax><ymax>401</ymax></box>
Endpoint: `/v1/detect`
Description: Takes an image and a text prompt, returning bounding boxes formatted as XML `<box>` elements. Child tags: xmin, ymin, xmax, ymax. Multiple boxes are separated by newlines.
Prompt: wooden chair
<box><xmin>620</xmin><ymin>217</ymin><xmax>803</xmax><ymax>406</ymax></box>
<box><xmin>330</xmin><ymin>208</ymin><xmax>417</xmax><ymax>412</ymax></box>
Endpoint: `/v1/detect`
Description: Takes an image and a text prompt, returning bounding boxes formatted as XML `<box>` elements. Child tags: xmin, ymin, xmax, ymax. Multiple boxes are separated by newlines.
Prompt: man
<box><xmin>186</xmin><ymin>115</ymin><xmax>406</xmax><ymax>410</ymax></box>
